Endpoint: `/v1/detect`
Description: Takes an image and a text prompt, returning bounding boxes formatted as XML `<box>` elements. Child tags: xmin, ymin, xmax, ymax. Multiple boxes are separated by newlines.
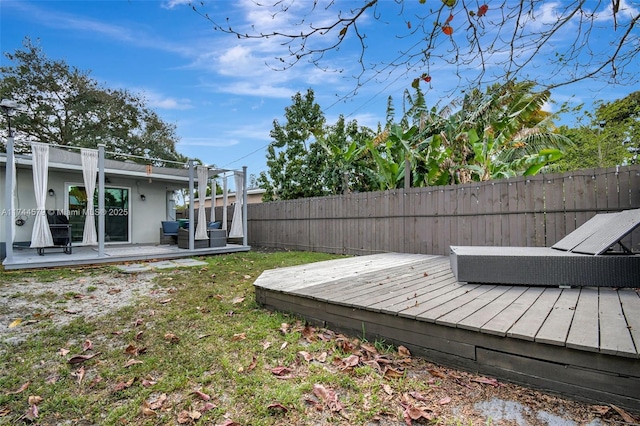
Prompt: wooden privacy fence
<box><xmin>241</xmin><ymin>165</ymin><xmax>640</xmax><ymax>256</ymax></box>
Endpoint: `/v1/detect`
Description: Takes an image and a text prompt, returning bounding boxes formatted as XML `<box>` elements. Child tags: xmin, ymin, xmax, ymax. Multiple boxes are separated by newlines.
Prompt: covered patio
<box><xmin>2</xmin><ymin>141</ymin><xmax>250</xmax><ymax>270</ymax></box>
<box><xmin>4</xmin><ymin>242</ymin><xmax>250</xmax><ymax>270</ymax></box>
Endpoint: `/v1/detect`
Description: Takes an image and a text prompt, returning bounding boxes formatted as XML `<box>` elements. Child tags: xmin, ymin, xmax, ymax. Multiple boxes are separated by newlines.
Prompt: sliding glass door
<box><xmin>66</xmin><ymin>184</ymin><xmax>130</xmax><ymax>243</ymax></box>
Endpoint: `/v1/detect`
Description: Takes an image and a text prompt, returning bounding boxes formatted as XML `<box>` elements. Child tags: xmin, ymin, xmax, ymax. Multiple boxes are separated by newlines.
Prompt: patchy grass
<box><xmin>0</xmin><ymin>250</ymin><xmax>630</xmax><ymax>425</ymax></box>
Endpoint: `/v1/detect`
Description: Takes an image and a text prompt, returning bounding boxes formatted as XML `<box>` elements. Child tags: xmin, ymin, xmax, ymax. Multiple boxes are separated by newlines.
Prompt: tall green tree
<box><xmin>258</xmin><ymin>89</ymin><xmax>327</xmax><ymax>201</ymax></box>
<box><xmin>555</xmin><ymin>92</ymin><xmax>640</xmax><ymax>171</ymax></box>
<box><xmin>0</xmin><ymin>38</ymin><xmax>187</xmax><ymax>166</ymax></box>
<box><xmin>316</xmin><ymin>115</ymin><xmax>377</xmax><ymax>194</ymax></box>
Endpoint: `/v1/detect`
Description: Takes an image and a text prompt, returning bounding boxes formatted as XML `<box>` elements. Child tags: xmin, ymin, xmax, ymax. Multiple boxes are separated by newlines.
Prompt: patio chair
<box><xmin>161</xmin><ymin>220</ymin><xmax>180</xmax><ymax>244</ymax></box>
<box><xmin>37</xmin><ymin>211</ymin><xmax>72</xmax><ymax>255</ymax></box>
<box><xmin>449</xmin><ymin>208</ymin><xmax>640</xmax><ymax>287</ymax></box>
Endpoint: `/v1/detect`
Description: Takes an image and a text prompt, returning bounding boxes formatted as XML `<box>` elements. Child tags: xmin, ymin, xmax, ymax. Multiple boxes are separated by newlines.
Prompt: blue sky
<box><xmin>1</xmin><ymin>0</ymin><xmax>639</xmax><ymax>181</ymax></box>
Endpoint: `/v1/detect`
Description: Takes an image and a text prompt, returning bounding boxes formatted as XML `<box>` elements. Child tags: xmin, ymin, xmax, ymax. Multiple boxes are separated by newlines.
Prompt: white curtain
<box><xmin>229</xmin><ymin>171</ymin><xmax>244</xmax><ymax>238</ymax></box>
<box><xmin>195</xmin><ymin>166</ymin><xmax>209</xmax><ymax>240</ymax></box>
<box><xmin>209</xmin><ymin>179</ymin><xmax>216</xmax><ymax>223</ymax></box>
<box><xmin>30</xmin><ymin>142</ymin><xmax>53</xmax><ymax>248</ymax></box>
<box><xmin>81</xmin><ymin>149</ymin><xmax>98</xmax><ymax>245</ymax></box>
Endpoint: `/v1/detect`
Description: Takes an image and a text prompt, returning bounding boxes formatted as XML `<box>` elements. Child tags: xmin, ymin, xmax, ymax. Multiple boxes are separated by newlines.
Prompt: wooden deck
<box><xmin>254</xmin><ymin>252</ymin><xmax>640</xmax><ymax>412</ymax></box>
<box><xmin>2</xmin><ymin>243</ymin><xmax>250</xmax><ymax>270</ymax></box>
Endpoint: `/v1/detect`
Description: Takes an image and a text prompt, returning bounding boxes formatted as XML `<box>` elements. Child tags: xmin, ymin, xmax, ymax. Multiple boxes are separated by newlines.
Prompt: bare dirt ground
<box><xmin>0</xmin><ymin>271</ymin><xmax>168</xmax><ymax>350</ymax></box>
<box><xmin>1</xmin><ymin>268</ymin><xmax>638</xmax><ymax>425</ymax></box>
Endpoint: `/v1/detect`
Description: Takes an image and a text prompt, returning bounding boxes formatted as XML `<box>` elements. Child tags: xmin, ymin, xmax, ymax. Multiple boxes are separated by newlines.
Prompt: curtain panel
<box><xmin>229</xmin><ymin>171</ymin><xmax>244</xmax><ymax>238</ymax></box>
<box><xmin>81</xmin><ymin>149</ymin><xmax>98</xmax><ymax>245</ymax></box>
<box><xmin>29</xmin><ymin>142</ymin><xmax>54</xmax><ymax>248</ymax></box>
<box><xmin>195</xmin><ymin>166</ymin><xmax>209</xmax><ymax>240</ymax></box>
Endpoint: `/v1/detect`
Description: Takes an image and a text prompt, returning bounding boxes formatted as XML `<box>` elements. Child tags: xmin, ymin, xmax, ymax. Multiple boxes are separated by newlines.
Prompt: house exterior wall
<box><xmin>1</xmin><ymin>164</ymin><xmax>182</xmax><ymax>249</ymax></box>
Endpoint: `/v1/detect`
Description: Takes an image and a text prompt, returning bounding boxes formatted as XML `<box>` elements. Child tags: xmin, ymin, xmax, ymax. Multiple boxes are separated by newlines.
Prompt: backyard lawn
<box><xmin>0</xmin><ymin>250</ymin><xmax>632</xmax><ymax>425</ymax></box>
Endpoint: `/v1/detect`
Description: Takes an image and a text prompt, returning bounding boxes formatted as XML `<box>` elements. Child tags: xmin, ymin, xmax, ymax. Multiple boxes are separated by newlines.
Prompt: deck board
<box><xmin>435</xmin><ymin>285</ymin><xmax>512</xmax><ymax>328</ymax></box>
<box><xmin>457</xmin><ymin>286</ymin><xmax>527</xmax><ymax>332</ymax></box>
<box><xmin>480</xmin><ymin>287</ymin><xmax>545</xmax><ymax>336</ymax></box>
<box><xmin>507</xmin><ymin>288</ymin><xmax>561</xmax><ymax>341</ymax></box>
<box><xmin>566</xmin><ymin>287</ymin><xmax>600</xmax><ymax>352</ymax></box>
<box><xmin>618</xmin><ymin>290</ymin><xmax>640</xmax><ymax>354</ymax></box>
<box><xmin>535</xmin><ymin>288</ymin><xmax>580</xmax><ymax>346</ymax></box>
<box><xmin>599</xmin><ymin>288</ymin><xmax>636</xmax><ymax>356</ymax></box>
<box><xmin>253</xmin><ymin>252</ymin><xmax>640</xmax><ymax>412</ymax></box>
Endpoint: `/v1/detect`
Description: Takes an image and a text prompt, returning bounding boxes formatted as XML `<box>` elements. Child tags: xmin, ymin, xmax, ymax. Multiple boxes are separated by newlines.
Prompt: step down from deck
<box><xmin>450</xmin><ymin>208</ymin><xmax>640</xmax><ymax>287</ymax></box>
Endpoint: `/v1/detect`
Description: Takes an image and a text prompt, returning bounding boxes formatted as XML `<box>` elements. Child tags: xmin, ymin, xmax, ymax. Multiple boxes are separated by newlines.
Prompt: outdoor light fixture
<box><xmin>140</xmin><ymin>194</ymin><xmax>146</xmax><ymax>201</ymax></box>
<box><xmin>48</xmin><ymin>189</ymin><xmax>55</xmax><ymax>197</ymax></box>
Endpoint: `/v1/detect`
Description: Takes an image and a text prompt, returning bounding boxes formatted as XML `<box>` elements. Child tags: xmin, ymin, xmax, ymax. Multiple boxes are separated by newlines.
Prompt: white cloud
<box><xmin>215</xmin><ymin>81</ymin><xmax>295</xmax><ymax>98</ymax></box>
<box><xmin>135</xmin><ymin>89</ymin><xmax>193</xmax><ymax>110</ymax></box>
<box><xmin>178</xmin><ymin>137</ymin><xmax>240</xmax><ymax>148</ymax></box>
<box><xmin>161</xmin><ymin>0</ymin><xmax>191</xmax><ymax>10</ymax></box>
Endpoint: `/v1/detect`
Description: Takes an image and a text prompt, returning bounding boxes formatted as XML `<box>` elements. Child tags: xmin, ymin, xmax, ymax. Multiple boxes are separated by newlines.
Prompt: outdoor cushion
<box><xmin>161</xmin><ymin>221</ymin><xmax>180</xmax><ymax>236</ymax></box>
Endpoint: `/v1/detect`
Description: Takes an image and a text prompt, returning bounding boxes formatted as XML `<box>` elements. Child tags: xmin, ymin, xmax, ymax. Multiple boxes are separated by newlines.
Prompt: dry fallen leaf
<box><xmin>58</xmin><ymin>348</ymin><xmax>70</xmax><ymax>357</ymax></box>
<box><xmin>82</xmin><ymin>340</ymin><xmax>93</xmax><ymax>352</ymax></box>
<box><xmin>113</xmin><ymin>378</ymin><xmax>135</xmax><ymax>392</ymax></box>
<box><xmin>158</xmin><ymin>298</ymin><xmax>172</xmax><ymax>304</ymax></box>
<box><xmin>247</xmin><ymin>356</ymin><xmax>258</xmax><ymax>372</ymax></box>
<box><xmin>201</xmin><ymin>402</ymin><xmax>217</xmax><ymax>412</ymax></box>
<box><xmin>193</xmin><ymin>390</ymin><xmax>210</xmax><ymax>401</ymax></box>
<box><xmin>141</xmin><ymin>403</ymin><xmax>156</xmax><ymax>417</ymax></box>
<box><xmin>398</xmin><ymin>345</ymin><xmax>411</xmax><ymax>357</ymax></box>
<box><xmin>27</xmin><ymin>395</ymin><xmax>43</xmax><ymax>405</ymax></box>
<box><xmin>232</xmin><ymin>296</ymin><xmax>245</xmax><ymax>305</ymax></box>
<box><xmin>383</xmin><ymin>367</ymin><xmax>404</xmax><ymax>379</ymax></box>
<box><xmin>177</xmin><ymin>409</ymin><xmax>201</xmax><ymax>424</ymax></box>
<box><xmin>72</xmin><ymin>366</ymin><xmax>86</xmax><ymax>385</ymax></box>
<box><xmin>6</xmin><ymin>381</ymin><xmax>29</xmax><ymax>395</ymax></box>
<box><xmin>164</xmin><ymin>333</ymin><xmax>180</xmax><ymax>344</ymax></box>
<box><xmin>471</xmin><ymin>377</ymin><xmax>500</xmax><ymax>387</ymax></box>
<box><xmin>232</xmin><ymin>333</ymin><xmax>247</xmax><ymax>341</ymax></box>
<box><xmin>298</xmin><ymin>351</ymin><xmax>313</xmax><ymax>362</ymax></box>
<box><xmin>610</xmin><ymin>404</ymin><xmax>637</xmax><ymax>423</ymax></box>
<box><xmin>24</xmin><ymin>403</ymin><xmax>38</xmax><ymax>421</ymax></box>
<box><xmin>148</xmin><ymin>393</ymin><xmax>167</xmax><ymax>410</ymax></box>
<box><xmin>313</xmin><ymin>384</ymin><xmax>343</xmax><ymax>412</ymax></box>
<box><xmin>439</xmin><ymin>396</ymin><xmax>451</xmax><ymax>405</ymax></box>
<box><xmin>123</xmin><ymin>344</ymin><xmax>147</xmax><ymax>356</ymax></box>
<box><xmin>124</xmin><ymin>359</ymin><xmax>143</xmax><ymax>368</ymax></box>
<box><xmin>428</xmin><ymin>368</ymin><xmax>446</xmax><ymax>379</ymax></box>
<box><xmin>271</xmin><ymin>366</ymin><xmax>292</xmax><ymax>376</ymax></box>
<box><xmin>409</xmin><ymin>391</ymin><xmax>428</xmax><ymax>401</ymax></box>
<box><xmin>342</xmin><ymin>354</ymin><xmax>360</xmax><ymax>369</ymax></box>
<box><xmin>382</xmin><ymin>384</ymin><xmax>393</xmax><ymax>395</ymax></box>
<box><xmin>68</xmin><ymin>352</ymin><xmax>101</xmax><ymax>365</ymax></box>
<box><xmin>8</xmin><ymin>318</ymin><xmax>22</xmax><ymax>328</ymax></box>
<box><xmin>267</xmin><ymin>402</ymin><xmax>288</xmax><ymax>413</ymax></box>
<box><xmin>141</xmin><ymin>378</ymin><xmax>157</xmax><ymax>388</ymax></box>
<box><xmin>403</xmin><ymin>404</ymin><xmax>433</xmax><ymax>424</ymax></box>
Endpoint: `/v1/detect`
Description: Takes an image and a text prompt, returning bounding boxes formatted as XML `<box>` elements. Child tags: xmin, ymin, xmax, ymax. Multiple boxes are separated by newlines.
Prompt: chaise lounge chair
<box><xmin>450</xmin><ymin>208</ymin><xmax>640</xmax><ymax>287</ymax></box>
